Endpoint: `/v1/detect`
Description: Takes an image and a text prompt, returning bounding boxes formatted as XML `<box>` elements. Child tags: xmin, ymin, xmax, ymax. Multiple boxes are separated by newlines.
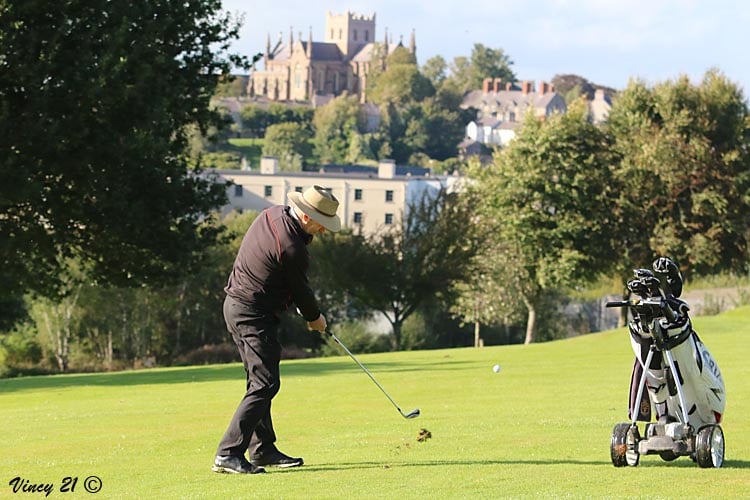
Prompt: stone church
<box><xmin>248</xmin><ymin>11</ymin><xmax>415</xmax><ymax>103</ymax></box>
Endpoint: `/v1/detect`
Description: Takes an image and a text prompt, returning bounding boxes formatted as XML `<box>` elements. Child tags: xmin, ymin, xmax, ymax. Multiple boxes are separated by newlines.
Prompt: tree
<box><xmin>606</xmin><ymin>70</ymin><xmax>750</xmax><ymax>280</ymax></box>
<box><xmin>367</xmin><ymin>55</ymin><xmax>434</xmax><ymax>109</ymax></box>
<box><xmin>262</xmin><ymin>122</ymin><xmax>312</xmax><ymax>171</ymax></box>
<box><xmin>472</xmin><ymin>99</ymin><xmax>618</xmax><ymax>343</ymax></box>
<box><xmin>314</xmin><ymin>187</ymin><xmax>482</xmax><ymax>350</ymax></box>
<box><xmin>469</xmin><ymin>44</ymin><xmax>515</xmax><ymax>89</ymax></box>
<box><xmin>0</xmin><ymin>1</ymin><xmax>243</xmax><ymax>324</ymax></box>
<box><xmin>312</xmin><ymin>94</ymin><xmax>366</xmax><ymax>163</ymax></box>
<box><xmin>422</xmin><ymin>55</ymin><xmax>448</xmax><ymax>90</ymax></box>
<box><xmin>450</xmin><ymin>238</ymin><xmax>526</xmax><ymax>347</ymax></box>
<box><xmin>444</xmin><ymin>44</ymin><xmax>516</xmax><ymax>94</ymax></box>
<box><xmin>214</xmin><ymin>74</ymin><xmax>248</xmax><ymax>97</ymax></box>
<box><xmin>240</xmin><ymin>105</ymin><xmax>271</xmax><ymax>138</ymax></box>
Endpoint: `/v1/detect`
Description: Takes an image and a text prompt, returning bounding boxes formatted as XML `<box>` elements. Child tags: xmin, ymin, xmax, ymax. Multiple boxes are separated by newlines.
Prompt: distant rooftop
<box><xmin>320</xmin><ymin>164</ymin><xmax>431</xmax><ymax>177</ymax></box>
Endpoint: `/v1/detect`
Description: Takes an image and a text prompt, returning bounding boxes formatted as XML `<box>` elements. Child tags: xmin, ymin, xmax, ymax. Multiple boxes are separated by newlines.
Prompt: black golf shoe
<box><xmin>250</xmin><ymin>450</ymin><xmax>304</xmax><ymax>468</ymax></box>
<box><xmin>212</xmin><ymin>455</ymin><xmax>266</xmax><ymax>474</ymax></box>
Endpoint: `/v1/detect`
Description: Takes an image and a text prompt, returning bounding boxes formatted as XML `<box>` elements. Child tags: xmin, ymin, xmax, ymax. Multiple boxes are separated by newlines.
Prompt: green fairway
<box><xmin>2</xmin><ymin>308</ymin><xmax>749</xmax><ymax>499</ymax></box>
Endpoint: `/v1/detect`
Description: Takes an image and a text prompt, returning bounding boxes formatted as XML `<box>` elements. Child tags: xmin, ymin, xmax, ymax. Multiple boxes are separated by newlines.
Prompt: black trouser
<box><xmin>216</xmin><ymin>296</ymin><xmax>282</xmax><ymax>458</ymax></box>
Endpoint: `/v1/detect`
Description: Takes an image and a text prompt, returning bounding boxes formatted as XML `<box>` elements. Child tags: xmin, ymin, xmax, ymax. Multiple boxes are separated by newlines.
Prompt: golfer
<box><xmin>213</xmin><ymin>185</ymin><xmax>341</xmax><ymax>474</ymax></box>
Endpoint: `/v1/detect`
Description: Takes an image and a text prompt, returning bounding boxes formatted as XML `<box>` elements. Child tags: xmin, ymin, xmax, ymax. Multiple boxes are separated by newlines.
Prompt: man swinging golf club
<box><xmin>213</xmin><ymin>185</ymin><xmax>341</xmax><ymax>474</ymax></box>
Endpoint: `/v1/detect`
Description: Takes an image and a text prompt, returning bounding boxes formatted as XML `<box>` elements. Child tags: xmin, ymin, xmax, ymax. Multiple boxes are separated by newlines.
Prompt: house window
<box><xmin>365</xmin><ymin>30</ymin><xmax>369</xmax><ymax>41</ymax></box>
<box><xmin>353</xmin><ymin>212</ymin><xmax>363</xmax><ymax>224</ymax></box>
<box><xmin>354</xmin><ymin>188</ymin><xmax>363</xmax><ymax>201</ymax></box>
<box><xmin>234</xmin><ymin>185</ymin><xmax>243</xmax><ymax>197</ymax></box>
<box><xmin>385</xmin><ymin>213</ymin><xmax>393</xmax><ymax>225</ymax></box>
<box><xmin>264</xmin><ymin>185</ymin><xmax>272</xmax><ymax>197</ymax></box>
<box><xmin>295</xmin><ymin>186</ymin><xmax>303</xmax><ymax>193</ymax></box>
<box><xmin>353</xmin><ymin>30</ymin><xmax>358</xmax><ymax>41</ymax></box>
<box><xmin>385</xmin><ymin>190</ymin><xmax>394</xmax><ymax>202</ymax></box>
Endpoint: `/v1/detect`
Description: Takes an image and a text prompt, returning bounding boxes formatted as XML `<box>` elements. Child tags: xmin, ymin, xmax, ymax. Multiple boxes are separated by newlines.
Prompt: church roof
<box><xmin>302</xmin><ymin>42</ymin><xmax>343</xmax><ymax>61</ymax></box>
<box><xmin>351</xmin><ymin>43</ymin><xmax>376</xmax><ymax>62</ymax></box>
<box><xmin>269</xmin><ymin>42</ymin><xmax>290</xmax><ymax>61</ymax></box>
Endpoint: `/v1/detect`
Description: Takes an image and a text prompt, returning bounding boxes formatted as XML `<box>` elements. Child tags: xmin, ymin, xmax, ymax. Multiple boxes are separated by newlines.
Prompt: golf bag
<box><xmin>624</xmin><ymin>260</ymin><xmax>725</xmax><ymax>428</ymax></box>
<box><xmin>608</xmin><ymin>257</ymin><xmax>727</xmax><ymax>467</ymax></box>
<box><xmin>627</xmin><ymin>300</ymin><xmax>725</xmax><ymax>428</ymax></box>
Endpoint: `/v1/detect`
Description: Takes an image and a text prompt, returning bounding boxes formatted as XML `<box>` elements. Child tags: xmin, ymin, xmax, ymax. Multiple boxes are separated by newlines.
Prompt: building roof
<box><xmin>302</xmin><ymin>42</ymin><xmax>343</xmax><ymax>61</ymax></box>
<box><xmin>210</xmin><ymin>168</ymin><xmax>446</xmax><ymax>185</ymax></box>
<box><xmin>269</xmin><ymin>42</ymin><xmax>290</xmax><ymax>61</ymax></box>
<box><xmin>351</xmin><ymin>43</ymin><xmax>376</xmax><ymax>62</ymax></box>
<box><xmin>319</xmin><ymin>164</ymin><xmax>432</xmax><ymax>177</ymax></box>
<box><xmin>463</xmin><ymin>89</ymin><xmax>545</xmax><ymax>110</ymax></box>
<box><xmin>476</xmin><ymin>116</ymin><xmax>501</xmax><ymax>127</ymax></box>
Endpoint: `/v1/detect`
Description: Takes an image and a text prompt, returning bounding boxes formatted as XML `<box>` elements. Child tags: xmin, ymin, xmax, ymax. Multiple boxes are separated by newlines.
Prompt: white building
<box><xmin>462</xmin><ymin>79</ymin><xmax>567</xmax><ymax>147</ymax></box>
<box><xmin>212</xmin><ymin>157</ymin><xmax>460</xmax><ymax>236</ymax></box>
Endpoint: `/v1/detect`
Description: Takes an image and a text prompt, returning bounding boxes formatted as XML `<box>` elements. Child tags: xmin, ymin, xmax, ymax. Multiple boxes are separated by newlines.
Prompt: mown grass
<box><xmin>2</xmin><ymin>308</ymin><xmax>749</xmax><ymax>499</ymax></box>
<box><xmin>225</xmin><ymin>137</ymin><xmax>264</xmax><ymax>169</ymax></box>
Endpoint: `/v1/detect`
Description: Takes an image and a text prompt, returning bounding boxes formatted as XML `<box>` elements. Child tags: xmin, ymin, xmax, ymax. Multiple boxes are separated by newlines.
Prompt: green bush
<box><xmin>320</xmin><ymin>320</ymin><xmax>389</xmax><ymax>356</ymax></box>
<box><xmin>1</xmin><ymin>324</ymin><xmax>43</xmax><ymax>365</ymax></box>
<box><xmin>0</xmin><ymin>323</ymin><xmax>45</xmax><ymax>377</ymax></box>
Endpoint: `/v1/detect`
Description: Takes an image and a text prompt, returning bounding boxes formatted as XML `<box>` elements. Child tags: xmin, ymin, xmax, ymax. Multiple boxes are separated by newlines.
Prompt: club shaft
<box><xmin>328</xmin><ymin>331</ymin><xmax>407</xmax><ymax>416</ymax></box>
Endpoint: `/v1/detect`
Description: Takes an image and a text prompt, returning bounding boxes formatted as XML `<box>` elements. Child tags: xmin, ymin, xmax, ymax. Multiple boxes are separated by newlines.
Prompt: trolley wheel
<box><xmin>695</xmin><ymin>424</ymin><xmax>724</xmax><ymax>468</ymax></box>
<box><xmin>659</xmin><ymin>450</ymin><xmax>679</xmax><ymax>461</ymax></box>
<box><xmin>611</xmin><ymin>423</ymin><xmax>640</xmax><ymax>467</ymax></box>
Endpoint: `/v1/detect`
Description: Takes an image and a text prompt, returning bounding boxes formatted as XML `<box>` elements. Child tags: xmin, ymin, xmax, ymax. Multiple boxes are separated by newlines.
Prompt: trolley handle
<box><xmin>606</xmin><ymin>301</ymin><xmax>630</xmax><ymax>308</ymax></box>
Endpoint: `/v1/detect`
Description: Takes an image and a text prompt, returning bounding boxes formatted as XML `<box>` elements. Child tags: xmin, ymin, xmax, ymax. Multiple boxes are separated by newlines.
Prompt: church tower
<box><xmin>325</xmin><ymin>11</ymin><xmax>376</xmax><ymax>59</ymax></box>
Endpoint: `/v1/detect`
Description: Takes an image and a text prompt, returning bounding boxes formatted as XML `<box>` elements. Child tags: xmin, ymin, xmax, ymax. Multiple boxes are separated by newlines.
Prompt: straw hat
<box><xmin>288</xmin><ymin>185</ymin><xmax>341</xmax><ymax>233</ymax></box>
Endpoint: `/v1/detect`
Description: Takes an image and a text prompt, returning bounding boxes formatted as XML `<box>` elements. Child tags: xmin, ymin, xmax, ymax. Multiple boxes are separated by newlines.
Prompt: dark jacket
<box><xmin>225</xmin><ymin>205</ymin><xmax>320</xmax><ymax>322</ymax></box>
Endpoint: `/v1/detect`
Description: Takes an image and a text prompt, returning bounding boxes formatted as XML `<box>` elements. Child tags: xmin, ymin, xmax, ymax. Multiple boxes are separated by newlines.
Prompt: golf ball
<box><xmin>493</xmin><ymin>364</ymin><xmax>501</xmax><ymax>373</ymax></box>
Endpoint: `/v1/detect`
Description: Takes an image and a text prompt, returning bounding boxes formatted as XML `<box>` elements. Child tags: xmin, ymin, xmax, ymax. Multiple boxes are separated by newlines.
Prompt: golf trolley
<box><xmin>606</xmin><ymin>258</ymin><xmax>726</xmax><ymax>468</ymax></box>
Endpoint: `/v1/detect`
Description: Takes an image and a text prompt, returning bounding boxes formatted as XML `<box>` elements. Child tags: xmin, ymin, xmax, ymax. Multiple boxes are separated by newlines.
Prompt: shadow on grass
<box><xmin>280</xmin><ymin>458</ymin><xmax>750</xmax><ymax>472</ymax></box>
<box><xmin>0</xmin><ymin>359</ymin><xmax>473</xmax><ymax>393</ymax></box>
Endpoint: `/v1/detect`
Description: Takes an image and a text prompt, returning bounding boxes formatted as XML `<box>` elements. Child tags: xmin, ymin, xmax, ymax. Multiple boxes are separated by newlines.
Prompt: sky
<box><xmin>220</xmin><ymin>0</ymin><xmax>750</xmax><ymax>96</ymax></box>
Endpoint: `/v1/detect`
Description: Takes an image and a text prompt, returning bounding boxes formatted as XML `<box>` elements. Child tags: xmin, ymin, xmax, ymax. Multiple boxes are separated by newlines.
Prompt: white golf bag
<box><xmin>628</xmin><ymin>301</ymin><xmax>726</xmax><ymax>429</ymax></box>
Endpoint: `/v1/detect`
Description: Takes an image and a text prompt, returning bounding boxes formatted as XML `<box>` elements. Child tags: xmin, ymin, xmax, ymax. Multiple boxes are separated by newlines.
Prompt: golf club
<box><xmin>327</xmin><ymin>329</ymin><xmax>420</xmax><ymax>419</ymax></box>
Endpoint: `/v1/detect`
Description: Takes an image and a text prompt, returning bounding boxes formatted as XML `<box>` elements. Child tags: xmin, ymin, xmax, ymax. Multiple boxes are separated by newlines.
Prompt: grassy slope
<box><xmin>2</xmin><ymin>308</ymin><xmax>749</xmax><ymax>499</ymax></box>
<box><xmin>227</xmin><ymin>137</ymin><xmax>263</xmax><ymax>168</ymax></box>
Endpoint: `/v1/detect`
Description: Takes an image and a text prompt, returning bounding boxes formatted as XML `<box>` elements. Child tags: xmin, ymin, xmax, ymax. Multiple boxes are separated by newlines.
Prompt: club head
<box><xmin>403</xmin><ymin>408</ymin><xmax>420</xmax><ymax>419</ymax></box>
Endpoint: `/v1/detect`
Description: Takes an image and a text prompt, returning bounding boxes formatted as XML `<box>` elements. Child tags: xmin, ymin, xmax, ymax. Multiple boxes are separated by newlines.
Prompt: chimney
<box><xmin>506</xmin><ymin>82</ymin><xmax>513</xmax><ymax>91</ymax></box>
<box><xmin>521</xmin><ymin>81</ymin><xmax>532</xmax><ymax>95</ymax></box>
<box><xmin>260</xmin><ymin>156</ymin><xmax>279</xmax><ymax>175</ymax></box>
<box><xmin>549</xmin><ymin>83</ymin><xmax>555</xmax><ymax>93</ymax></box>
<box><xmin>538</xmin><ymin>80</ymin><xmax>548</xmax><ymax>95</ymax></box>
<box><xmin>378</xmin><ymin>159</ymin><xmax>396</xmax><ymax>179</ymax></box>
<box><xmin>482</xmin><ymin>77</ymin><xmax>492</xmax><ymax>93</ymax></box>
<box><xmin>493</xmin><ymin>77</ymin><xmax>503</xmax><ymax>93</ymax></box>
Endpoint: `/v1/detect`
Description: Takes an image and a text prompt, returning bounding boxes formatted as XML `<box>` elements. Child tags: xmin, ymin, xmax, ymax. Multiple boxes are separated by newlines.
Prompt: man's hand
<box><xmin>307</xmin><ymin>313</ymin><xmax>327</xmax><ymax>333</ymax></box>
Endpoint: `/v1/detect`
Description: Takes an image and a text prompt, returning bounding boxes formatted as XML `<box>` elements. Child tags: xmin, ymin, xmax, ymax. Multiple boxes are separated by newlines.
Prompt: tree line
<box><xmin>2</xmin><ymin>3</ymin><xmax>749</xmax><ymax>375</ymax></box>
